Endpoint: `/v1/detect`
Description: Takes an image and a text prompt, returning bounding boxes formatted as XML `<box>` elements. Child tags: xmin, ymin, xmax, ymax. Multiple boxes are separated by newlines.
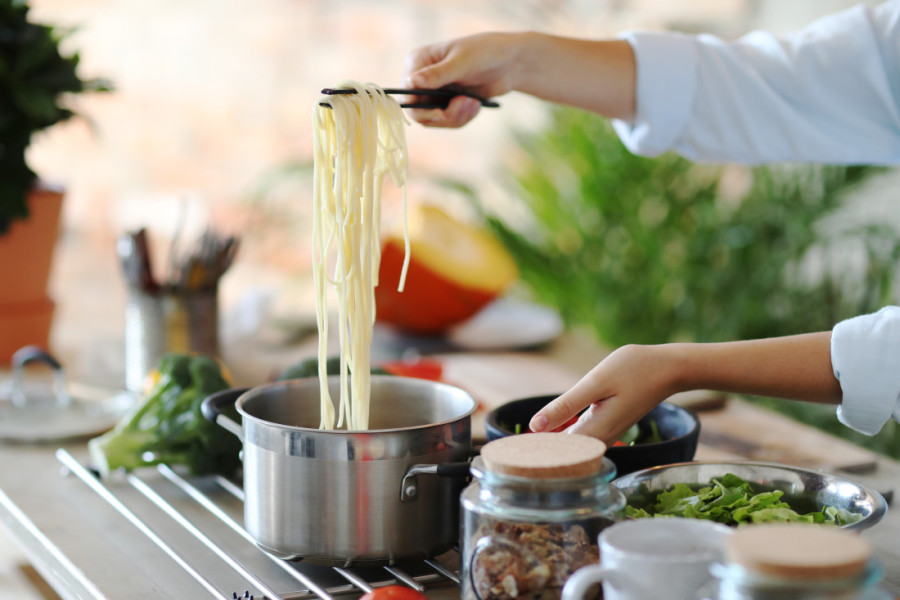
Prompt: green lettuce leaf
<box><xmin>626</xmin><ymin>473</ymin><xmax>862</xmax><ymax>527</ymax></box>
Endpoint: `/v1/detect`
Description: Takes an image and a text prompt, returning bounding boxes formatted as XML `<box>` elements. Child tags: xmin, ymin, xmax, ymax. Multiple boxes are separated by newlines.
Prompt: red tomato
<box><xmin>359</xmin><ymin>585</ymin><xmax>428</xmax><ymax>600</ymax></box>
<box><xmin>381</xmin><ymin>359</ymin><xmax>443</xmax><ymax>381</ymax></box>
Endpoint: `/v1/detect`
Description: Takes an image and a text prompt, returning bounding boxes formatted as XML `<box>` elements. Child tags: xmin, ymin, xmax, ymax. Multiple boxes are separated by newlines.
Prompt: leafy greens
<box><xmin>625</xmin><ymin>473</ymin><xmax>861</xmax><ymax>527</ymax></box>
<box><xmin>88</xmin><ymin>353</ymin><xmax>241</xmax><ymax>478</ymax></box>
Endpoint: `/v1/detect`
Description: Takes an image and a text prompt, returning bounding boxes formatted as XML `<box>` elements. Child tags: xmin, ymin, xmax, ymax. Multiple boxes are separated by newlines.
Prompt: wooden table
<box><xmin>1</xmin><ymin>349</ymin><xmax>898</xmax><ymax>598</ymax></box>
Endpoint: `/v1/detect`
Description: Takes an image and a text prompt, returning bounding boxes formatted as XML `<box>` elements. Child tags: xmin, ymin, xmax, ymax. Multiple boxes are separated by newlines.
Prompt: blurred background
<box><xmin>27</xmin><ymin>0</ymin><xmax>888</xmax><ymax>384</ymax></box>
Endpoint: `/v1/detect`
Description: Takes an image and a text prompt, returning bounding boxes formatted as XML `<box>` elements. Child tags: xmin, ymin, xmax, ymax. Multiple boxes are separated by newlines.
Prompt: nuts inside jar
<box><xmin>467</xmin><ymin>520</ymin><xmax>604</xmax><ymax>600</ymax></box>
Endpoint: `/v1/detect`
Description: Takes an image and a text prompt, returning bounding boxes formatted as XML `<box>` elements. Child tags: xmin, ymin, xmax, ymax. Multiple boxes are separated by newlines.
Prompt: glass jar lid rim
<box><xmin>470</xmin><ymin>455</ymin><xmax>617</xmax><ymax>484</ymax></box>
<box><xmin>710</xmin><ymin>559</ymin><xmax>884</xmax><ymax>590</ymax></box>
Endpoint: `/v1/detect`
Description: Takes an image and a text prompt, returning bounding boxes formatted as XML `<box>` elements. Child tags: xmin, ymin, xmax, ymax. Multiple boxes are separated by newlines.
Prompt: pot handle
<box><xmin>201</xmin><ymin>388</ymin><xmax>248</xmax><ymax>439</ymax></box>
<box><xmin>400</xmin><ymin>461</ymin><xmax>472</xmax><ymax>502</ymax></box>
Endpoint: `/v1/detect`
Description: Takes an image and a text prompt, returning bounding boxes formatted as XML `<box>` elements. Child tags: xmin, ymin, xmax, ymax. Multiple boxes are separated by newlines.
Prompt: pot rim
<box><xmin>235</xmin><ymin>374</ymin><xmax>478</xmax><ymax>434</ymax></box>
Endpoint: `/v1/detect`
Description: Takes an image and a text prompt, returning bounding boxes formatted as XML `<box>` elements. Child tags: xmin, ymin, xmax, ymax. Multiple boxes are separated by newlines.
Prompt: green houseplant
<box><xmin>462</xmin><ymin>107</ymin><xmax>896</xmax><ymax>347</ymax></box>
<box><xmin>1</xmin><ymin>0</ymin><xmax>108</xmax><ymax>232</ymax></box>
<box><xmin>0</xmin><ymin>0</ymin><xmax>109</xmax><ymax>362</ymax></box>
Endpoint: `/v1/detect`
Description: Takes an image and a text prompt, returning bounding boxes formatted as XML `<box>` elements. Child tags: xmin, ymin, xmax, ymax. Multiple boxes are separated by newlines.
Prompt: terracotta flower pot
<box><xmin>0</xmin><ymin>185</ymin><xmax>64</xmax><ymax>305</ymax></box>
<box><xmin>0</xmin><ymin>297</ymin><xmax>56</xmax><ymax>363</ymax></box>
<box><xmin>0</xmin><ymin>185</ymin><xmax>64</xmax><ymax>363</ymax></box>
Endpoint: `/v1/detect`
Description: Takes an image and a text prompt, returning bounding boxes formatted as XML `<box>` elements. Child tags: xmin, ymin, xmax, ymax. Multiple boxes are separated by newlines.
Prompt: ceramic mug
<box><xmin>561</xmin><ymin>518</ymin><xmax>732</xmax><ymax>600</ymax></box>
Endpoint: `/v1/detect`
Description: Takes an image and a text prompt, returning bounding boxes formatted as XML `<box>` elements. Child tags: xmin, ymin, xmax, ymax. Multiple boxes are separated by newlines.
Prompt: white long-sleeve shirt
<box><xmin>614</xmin><ymin>0</ymin><xmax>900</xmax><ymax>434</ymax></box>
<box><xmin>615</xmin><ymin>0</ymin><xmax>900</xmax><ymax>165</ymax></box>
<box><xmin>832</xmin><ymin>307</ymin><xmax>900</xmax><ymax>434</ymax></box>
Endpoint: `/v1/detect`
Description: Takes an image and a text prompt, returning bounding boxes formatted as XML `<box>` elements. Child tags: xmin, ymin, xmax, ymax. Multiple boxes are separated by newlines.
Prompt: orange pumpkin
<box><xmin>375</xmin><ymin>205</ymin><xmax>518</xmax><ymax>335</ymax></box>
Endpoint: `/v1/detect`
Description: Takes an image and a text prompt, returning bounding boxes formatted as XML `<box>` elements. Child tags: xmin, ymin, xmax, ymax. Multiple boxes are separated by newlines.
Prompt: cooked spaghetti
<box><xmin>312</xmin><ymin>81</ymin><xmax>410</xmax><ymax>430</ymax></box>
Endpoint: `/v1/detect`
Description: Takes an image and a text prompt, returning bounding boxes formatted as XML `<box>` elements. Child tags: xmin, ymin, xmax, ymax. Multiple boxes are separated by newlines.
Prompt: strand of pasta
<box><xmin>312</xmin><ymin>81</ymin><xmax>409</xmax><ymax>430</ymax></box>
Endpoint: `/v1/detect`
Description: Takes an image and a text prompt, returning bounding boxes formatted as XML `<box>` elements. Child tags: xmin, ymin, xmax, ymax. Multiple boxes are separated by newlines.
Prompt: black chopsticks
<box><xmin>319</xmin><ymin>87</ymin><xmax>499</xmax><ymax>110</ymax></box>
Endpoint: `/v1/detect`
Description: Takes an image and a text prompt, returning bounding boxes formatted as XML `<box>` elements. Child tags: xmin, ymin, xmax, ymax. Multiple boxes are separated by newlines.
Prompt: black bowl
<box><xmin>484</xmin><ymin>395</ymin><xmax>700</xmax><ymax>476</ymax></box>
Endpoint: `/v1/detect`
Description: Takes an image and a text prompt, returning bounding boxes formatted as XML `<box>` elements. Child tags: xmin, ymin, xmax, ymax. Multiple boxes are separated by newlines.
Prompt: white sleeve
<box><xmin>831</xmin><ymin>306</ymin><xmax>900</xmax><ymax>435</ymax></box>
<box><xmin>613</xmin><ymin>0</ymin><xmax>900</xmax><ymax>165</ymax></box>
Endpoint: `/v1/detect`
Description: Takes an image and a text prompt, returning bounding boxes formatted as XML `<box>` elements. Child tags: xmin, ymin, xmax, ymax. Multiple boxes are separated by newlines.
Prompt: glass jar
<box><xmin>703</xmin><ymin>524</ymin><xmax>893</xmax><ymax>600</ymax></box>
<box><xmin>460</xmin><ymin>433</ymin><xmax>625</xmax><ymax>600</ymax></box>
<box><xmin>707</xmin><ymin>561</ymin><xmax>892</xmax><ymax>600</ymax></box>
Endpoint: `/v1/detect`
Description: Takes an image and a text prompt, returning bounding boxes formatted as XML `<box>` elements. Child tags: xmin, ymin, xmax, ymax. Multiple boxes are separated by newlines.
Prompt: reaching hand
<box><xmin>529</xmin><ymin>345</ymin><xmax>679</xmax><ymax>446</ymax></box>
<box><xmin>527</xmin><ymin>332</ymin><xmax>841</xmax><ymax>446</ymax></box>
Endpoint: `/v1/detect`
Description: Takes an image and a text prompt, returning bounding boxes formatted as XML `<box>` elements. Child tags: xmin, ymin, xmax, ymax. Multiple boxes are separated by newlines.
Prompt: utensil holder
<box><xmin>125</xmin><ymin>286</ymin><xmax>219</xmax><ymax>393</ymax></box>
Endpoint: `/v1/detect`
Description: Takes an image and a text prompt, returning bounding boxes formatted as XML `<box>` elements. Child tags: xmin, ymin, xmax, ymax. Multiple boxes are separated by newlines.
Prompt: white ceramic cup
<box><xmin>562</xmin><ymin>518</ymin><xmax>732</xmax><ymax>600</ymax></box>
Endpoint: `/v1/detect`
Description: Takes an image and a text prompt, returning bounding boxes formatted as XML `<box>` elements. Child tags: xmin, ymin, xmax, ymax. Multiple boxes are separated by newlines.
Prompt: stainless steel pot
<box><xmin>201</xmin><ymin>375</ymin><xmax>477</xmax><ymax>566</ymax></box>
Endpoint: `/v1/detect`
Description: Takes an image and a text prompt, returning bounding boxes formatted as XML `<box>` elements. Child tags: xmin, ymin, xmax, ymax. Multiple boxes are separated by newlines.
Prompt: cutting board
<box><xmin>437</xmin><ymin>352</ymin><xmax>882</xmax><ymax>474</ymax></box>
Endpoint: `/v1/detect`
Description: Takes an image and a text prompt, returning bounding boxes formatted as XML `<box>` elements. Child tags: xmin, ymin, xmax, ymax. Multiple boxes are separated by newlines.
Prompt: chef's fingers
<box><xmin>563</xmin><ymin>400</ymin><xmax>650</xmax><ymax>446</ymax></box>
<box><xmin>404</xmin><ymin>40</ymin><xmax>458</xmax><ymax>88</ymax></box>
<box><xmin>407</xmin><ymin>61</ymin><xmax>460</xmax><ymax>94</ymax></box>
<box><xmin>529</xmin><ymin>372</ymin><xmax>609</xmax><ymax>433</ymax></box>
<box><xmin>405</xmin><ymin>96</ymin><xmax>481</xmax><ymax>128</ymax></box>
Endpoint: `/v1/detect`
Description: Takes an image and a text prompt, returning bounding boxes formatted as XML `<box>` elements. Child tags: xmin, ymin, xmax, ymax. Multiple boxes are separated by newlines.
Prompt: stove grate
<box><xmin>55</xmin><ymin>449</ymin><xmax>461</xmax><ymax>600</ymax></box>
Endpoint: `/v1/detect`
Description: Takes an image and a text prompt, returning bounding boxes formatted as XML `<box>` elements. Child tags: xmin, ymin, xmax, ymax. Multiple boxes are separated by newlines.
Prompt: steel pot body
<box><xmin>203</xmin><ymin>375</ymin><xmax>477</xmax><ymax>566</ymax></box>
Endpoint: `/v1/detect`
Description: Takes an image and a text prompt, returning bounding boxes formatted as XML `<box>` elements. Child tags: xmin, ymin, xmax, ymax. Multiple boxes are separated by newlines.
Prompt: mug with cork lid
<box><xmin>460</xmin><ymin>432</ymin><xmax>626</xmax><ymax>600</ymax></box>
<box><xmin>707</xmin><ymin>523</ymin><xmax>891</xmax><ymax>600</ymax></box>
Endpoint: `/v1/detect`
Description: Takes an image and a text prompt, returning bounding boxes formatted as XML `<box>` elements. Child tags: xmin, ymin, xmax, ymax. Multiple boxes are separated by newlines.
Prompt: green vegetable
<box><xmin>625</xmin><ymin>473</ymin><xmax>861</xmax><ymax>526</ymax></box>
<box><xmin>619</xmin><ymin>424</ymin><xmax>641</xmax><ymax>445</ymax></box>
<box><xmin>643</xmin><ymin>421</ymin><xmax>663</xmax><ymax>444</ymax></box>
<box><xmin>278</xmin><ymin>355</ymin><xmax>389</xmax><ymax>381</ymax></box>
<box><xmin>622</xmin><ymin>422</ymin><xmax>662</xmax><ymax>446</ymax></box>
<box><xmin>88</xmin><ymin>354</ymin><xmax>241</xmax><ymax>478</ymax></box>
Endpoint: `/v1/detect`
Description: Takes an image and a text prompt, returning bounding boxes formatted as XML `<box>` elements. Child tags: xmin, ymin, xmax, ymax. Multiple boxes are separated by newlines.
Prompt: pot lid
<box><xmin>0</xmin><ymin>346</ymin><xmax>134</xmax><ymax>443</ymax></box>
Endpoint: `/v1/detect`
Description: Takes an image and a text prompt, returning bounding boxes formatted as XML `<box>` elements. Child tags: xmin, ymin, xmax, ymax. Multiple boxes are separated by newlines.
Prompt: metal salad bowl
<box><xmin>612</xmin><ymin>461</ymin><xmax>888</xmax><ymax>531</ymax></box>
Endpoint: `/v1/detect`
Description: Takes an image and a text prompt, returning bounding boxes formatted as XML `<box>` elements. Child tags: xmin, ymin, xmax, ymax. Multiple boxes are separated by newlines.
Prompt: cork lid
<box><xmin>480</xmin><ymin>432</ymin><xmax>607</xmax><ymax>479</ymax></box>
<box><xmin>725</xmin><ymin>524</ymin><xmax>871</xmax><ymax>580</ymax></box>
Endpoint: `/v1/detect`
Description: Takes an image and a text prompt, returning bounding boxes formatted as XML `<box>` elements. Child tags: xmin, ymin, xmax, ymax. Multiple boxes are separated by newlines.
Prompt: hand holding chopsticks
<box><xmin>319</xmin><ymin>86</ymin><xmax>500</xmax><ymax>110</ymax></box>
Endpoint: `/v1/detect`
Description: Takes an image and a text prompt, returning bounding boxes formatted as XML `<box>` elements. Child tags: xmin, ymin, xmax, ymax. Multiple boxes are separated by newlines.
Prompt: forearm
<box><xmin>668</xmin><ymin>332</ymin><xmax>842</xmax><ymax>404</ymax></box>
<box><xmin>512</xmin><ymin>33</ymin><xmax>636</xmax><ymax>121</ymax></box>
<box><xmin>405</xmin><ymin>31</ymin><xmax>636</xmax><ymax>127</ymax></box>
<box><xmin>531</xmin><ymin>331</ymin><xmax>842</xmax><ymax>442</ymax></box>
